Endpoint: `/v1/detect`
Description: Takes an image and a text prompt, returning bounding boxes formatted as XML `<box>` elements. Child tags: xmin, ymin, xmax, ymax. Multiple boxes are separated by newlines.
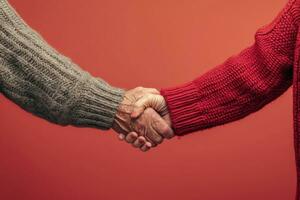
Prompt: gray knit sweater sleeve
<box><xmin>0</xmin><ymin>0</ymin><xmax>124</xmax><ymax>130</ymax></box>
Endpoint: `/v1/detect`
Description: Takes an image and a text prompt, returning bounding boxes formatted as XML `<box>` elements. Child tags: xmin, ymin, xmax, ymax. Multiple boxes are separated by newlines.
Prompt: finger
<box><xmin>125</xmin><ymin>132</ymin><xmax>138</xmax><ymax>143</ymax></box>
<box><xmin>146</xmin><ymin>142</ymin><xmax>152</xmax><ymax>148</ymax></box>
<box><xmin>146</xmin><ymin>126</ymin><xmax>164</xmax><ymax>145</ymax></box>
<box><xmin>118</xmin><ymin>134</ymin><xmax>126</xmax><ymax>140</ymax></box>
<box><xmin>132</xmin><ymin>95</ymin><xmax>167</xmax><ymax>119</ymax></box>
<box><xmin>152</xmin><ymin>116</ymin><xmax>174</xmax><ymax>139</ymax></box>
<box><xmin>133</xmin><ymin>136</ymin><xmax>146</xmax><ymax>148</ymax></box>
<box><xmin>142</xmin><ymin>108</ymin><xmax>174</xmax><ymax>139</ymax></box>
<box><xmin>134</xmin><ymin>108</ymin><xmax>164</xmax><ymax>145</ymax></box>
<box><xmin>140</xmin><ymin>142</ymin><xmax>152</xmax><ymax>152</ymax></box>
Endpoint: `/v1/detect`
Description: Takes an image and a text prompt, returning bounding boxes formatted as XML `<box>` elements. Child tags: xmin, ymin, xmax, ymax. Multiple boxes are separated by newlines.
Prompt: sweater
<box><xmin>0</xmin><ymin>0</ymin><xmax>124</xmax><ymax>130</ymax></box>
<box><xmin>161</xmin><ymin>0</ymin><xmax>300</xmax><ymax>199</ymax></box>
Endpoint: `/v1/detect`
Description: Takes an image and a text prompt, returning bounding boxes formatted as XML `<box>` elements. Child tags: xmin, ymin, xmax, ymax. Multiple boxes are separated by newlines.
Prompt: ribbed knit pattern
<box><xmin>0</xmin><ymin>0</ymin><xmax>124</xmax><ymax>130</ymax></box>
<box><xmin>161</xmin><ymin>0</ymin><xmax>300</xmax><ymax>199</ymax></box>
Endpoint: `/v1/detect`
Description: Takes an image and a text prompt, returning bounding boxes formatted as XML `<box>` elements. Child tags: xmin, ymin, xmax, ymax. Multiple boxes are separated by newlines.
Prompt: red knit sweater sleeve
<box><xmin>161</xmin><ymin>1</ymin><xmax>299</xmax><ymax>135</ymax></box>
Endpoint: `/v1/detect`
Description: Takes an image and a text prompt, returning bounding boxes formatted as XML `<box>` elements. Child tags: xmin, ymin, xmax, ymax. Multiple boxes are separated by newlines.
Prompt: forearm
<box><xmin>161</xmin><ymin>3</ymin><xmax>298</xmax><ymax>135</ymax></box>
<box><xmin>161</xmin><ymin>59</ymin><xmax>292</xmax><ymax>135</ymax></box>
<box><xmin>0</xmin><ymin>0</ymin><xmax>124</xmax><ymax>130</ymax></box>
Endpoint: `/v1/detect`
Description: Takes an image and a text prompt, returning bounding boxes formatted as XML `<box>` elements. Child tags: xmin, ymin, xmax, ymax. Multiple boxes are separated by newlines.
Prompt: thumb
<box><xmin>131</xmin><ymin>95</ymin><xmax>151</xmax><ymax>119</ymax></box>
<box><xmin>131</xmin><ymin>94</ymin><xmax>167</xmax><ymax>119</ymax></box>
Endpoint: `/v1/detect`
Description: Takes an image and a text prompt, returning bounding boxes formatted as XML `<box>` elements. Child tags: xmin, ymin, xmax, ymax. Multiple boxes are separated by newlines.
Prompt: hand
<box><xmin>131</xmin><ymin>92</ymin><xmax>168</xmax><ymax>119</ymax></box>
<box><xmin>123</xmin><ymin>89</ymin><xmax>172</xmax><ymax>150</ymax></box>
<box><xmin>112</xmin><ymin>87</ymin><xmax>174</xmax><ymax>152</ymax></box>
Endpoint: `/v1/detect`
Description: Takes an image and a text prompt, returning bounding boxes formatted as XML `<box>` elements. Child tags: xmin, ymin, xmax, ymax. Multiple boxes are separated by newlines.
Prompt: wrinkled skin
<box><xmin>112</xmin><ymin>87</ymin><xmax>174</xmax><ymax>152</ymax></box>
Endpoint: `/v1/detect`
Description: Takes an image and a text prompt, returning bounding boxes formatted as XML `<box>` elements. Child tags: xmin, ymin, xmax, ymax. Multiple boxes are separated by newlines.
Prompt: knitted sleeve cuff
<box><xmin>67</xmin><ymin>76</ymin><xmax>125</xmax><ymax>130</ymax></box>
<box><xmin>161</xmin><ymin>81</ymin><xmax>207</xmax><ymax>136</ymax></box>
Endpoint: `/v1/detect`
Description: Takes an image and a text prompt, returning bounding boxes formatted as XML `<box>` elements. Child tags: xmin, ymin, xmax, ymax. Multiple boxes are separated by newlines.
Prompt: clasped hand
<box><xmin>112</xmin><ymin>87</ymin><xmax>174</xmax><ymax>152</ymax></box>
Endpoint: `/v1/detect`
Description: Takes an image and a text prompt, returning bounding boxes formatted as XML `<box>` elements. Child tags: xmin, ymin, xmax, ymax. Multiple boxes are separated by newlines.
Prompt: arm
<box><xmin>162</xmin><ymin>0</ymin><xmax>298</xmax><ymax>135</ymax></box>
<box><xmin>131</xmin><ymin>0</ymin><xmax>299</xmax><ymax>136</ymax></box>
<box><xmin>0</xmin><ymin>0</ymin><xmax>173</xmax><ymax>152</ymax></box>
<box><xmin>0</xmin><ymin>0</ymin><xmax>124</xmax><ymax>129</ymax></box>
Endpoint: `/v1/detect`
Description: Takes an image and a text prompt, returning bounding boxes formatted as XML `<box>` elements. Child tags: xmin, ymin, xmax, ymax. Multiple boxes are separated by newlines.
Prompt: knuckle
<box><xmin>135</xmin><ymin>86</ymin><xmax>144</xmax><ymax>91</ymax></box>
<box><xmin>138</xmin><ymin>137</ymin><xmax>145</xmax><ymax>143</ymax></box>
<box><xmin>126</xmin><ymin>135</ymin><xmax>136</xmax><ymax>143</ymax></box>
<box><xmin>162</xmin><ymin>126</ymin><xmax>172</xmax><ymax>136</ymax></box>
<box><xmin>153</xmin><ymin>88</ymin><xmax>159</xmax><ymax>93</ymax></box>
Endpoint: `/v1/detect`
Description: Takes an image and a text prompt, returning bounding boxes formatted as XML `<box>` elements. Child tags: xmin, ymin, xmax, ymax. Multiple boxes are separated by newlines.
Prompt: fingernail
<box><xmin>146</xmin><ymin>142</ymin><xmax>152</xmax><ymax>148</ymax></box>
<box><xmin>119</xmin><ymin>134</ymin><xmax>125</xmax><ymax>140</ymax></box>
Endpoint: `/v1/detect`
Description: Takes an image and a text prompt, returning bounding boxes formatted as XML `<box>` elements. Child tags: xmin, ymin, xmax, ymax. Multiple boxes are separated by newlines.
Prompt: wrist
<box><xmin>69</xmin><ymin>77</ymin><xmax>125</xmax><ymax>130</ymax></box>
<box><xmin>112</xmin><ymin>90</ymin><xmax>133</xmax><ymax>134</ymax></box>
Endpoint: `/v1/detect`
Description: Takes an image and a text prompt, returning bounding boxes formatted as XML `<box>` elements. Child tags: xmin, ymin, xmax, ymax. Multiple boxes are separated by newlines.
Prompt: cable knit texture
<box><xmin>161</xmin><ymin>0</ymin><xmax>300</xmax><ymax>199</ymax></box>
<box><xmin>0</xmin><ymin>0</ymin><xmax>124</xmax><ymax>130</ymax></box>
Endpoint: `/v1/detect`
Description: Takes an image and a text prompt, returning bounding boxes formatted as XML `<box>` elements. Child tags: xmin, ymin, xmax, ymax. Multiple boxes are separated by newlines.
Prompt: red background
<box><xmin>0</xmin><ymin>0</ymin><xmax>295</xmax><ymax>199</ymax></box>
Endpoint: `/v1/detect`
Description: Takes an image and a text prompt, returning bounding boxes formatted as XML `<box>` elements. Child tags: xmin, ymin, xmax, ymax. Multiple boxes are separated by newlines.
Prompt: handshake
<box><xmin>112</xmin><ymin>87</ymin><xmax>174</xmax><ymax>152</ymax></box>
